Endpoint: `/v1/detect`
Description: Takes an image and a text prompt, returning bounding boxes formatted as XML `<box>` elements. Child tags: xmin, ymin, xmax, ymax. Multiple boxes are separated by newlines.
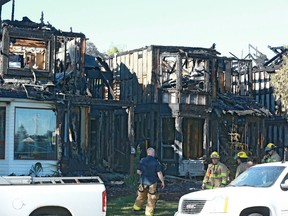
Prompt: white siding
<box><xmin>0</xmin><ymin>99</ymin><xmax>57</xmax><ymax>176</ymax></box>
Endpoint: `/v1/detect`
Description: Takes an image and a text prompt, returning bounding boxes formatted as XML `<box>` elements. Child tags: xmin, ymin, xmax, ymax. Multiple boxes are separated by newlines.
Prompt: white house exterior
<box><xmin>0</xmin><ymin>98</ymin><xmax>57</xmax><ymax>176</ymax></box>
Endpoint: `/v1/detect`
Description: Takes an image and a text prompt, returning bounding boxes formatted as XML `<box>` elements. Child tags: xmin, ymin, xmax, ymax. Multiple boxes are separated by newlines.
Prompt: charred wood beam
<box><xmin>54</xmin><ymin>31</ymin><xmax>85</xmax><ymax>39</ymax></box>
<box><xmin>7</xmin><ymin>26</ymin><xmax>53</xmax><ymax>40</ymax></box>
<box><xmin>11</xmin><ymin>0</ymin><xmax>14</xmax><ymax>21</ymax></box>
<box><xmin>162</xmin><ymin>60</ymin><xmax>176</xmax><ymax>74</ymax></box>
<box><xmin>4</xmin><ymin>69</ymin><xmax>51</xmax><ymax>78</ymax></box>
<box><xmin>12</xmin><ymin>39</ymin><xmax>47</xmax><ymax>48</ymax></box>
<box><xmin>5</xmin><ymin>22</ymin><xmax>85</xmax><ymax>39</ymax></box>
<box><xmin>263</xmin><ymin>48</ymin><xmax>288</xmax><ymax>67</ymax></box>
<box><xmin>68</xmin><ymin>96</ymin><xmax>132</xmax><ymax>107</ymax></box>
<box><xmin>0</xmin><ymin>0</ymin><xmax>10</xmax><ymax>5</ymax></box>
<box><xmin>268</xmin><ymin>46</ymin><xmax>286</xmax><ymax>54</ymax></box>
<box><xmin>96</xmin><ymin>57</ymin><xmax>115</xmax><ymax>99</ymax></box>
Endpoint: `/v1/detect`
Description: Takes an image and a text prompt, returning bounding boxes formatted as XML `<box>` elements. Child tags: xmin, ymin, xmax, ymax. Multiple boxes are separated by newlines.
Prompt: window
<box><xmin>14</xmin><ymin>108</ymin><xmax>56</xmax><ymax>160</ymax></box>
<box><xmin>0</xmin><ymin>108</ymin><xmax>5</xmax><ymax>159</ymax></box>
<box><xmin>9</xmin><ymin>38</ymin><xmax>48</xmax><ymax>71</ymax></box>
<box><xmin>162</xmin><ymin>93</ymin><xmax>169</xmax><ymax>103</ymax></box>
<box><xmin>181</xmin><ymin>94</ymin><xmax>187</xmax><ymax>103</ymax></box>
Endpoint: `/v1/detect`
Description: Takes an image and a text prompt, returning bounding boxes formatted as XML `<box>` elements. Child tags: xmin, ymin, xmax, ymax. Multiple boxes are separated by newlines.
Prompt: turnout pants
<box><xmin>133</xmin><ymin>183</ymin><xmax>159</xmax><ymax>216</ymax></box>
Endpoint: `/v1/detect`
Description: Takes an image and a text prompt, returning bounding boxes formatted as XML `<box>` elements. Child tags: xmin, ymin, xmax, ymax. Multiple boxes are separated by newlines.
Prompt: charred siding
<box><xmin>107</xmin><ymin>45</ymin><xmax>271</xmax><ymax>176</ymax></box>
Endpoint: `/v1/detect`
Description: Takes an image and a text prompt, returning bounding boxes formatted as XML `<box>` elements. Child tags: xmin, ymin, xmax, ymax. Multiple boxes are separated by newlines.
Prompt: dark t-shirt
<box><xmin>138</xmin><ymin>155</ymin><xmax>162</xmax><ymax>185</ymax></box>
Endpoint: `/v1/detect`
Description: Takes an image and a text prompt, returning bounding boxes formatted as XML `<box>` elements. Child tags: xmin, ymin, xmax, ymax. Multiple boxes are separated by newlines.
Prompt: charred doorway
<box><xmin>182</xmin><ymin>118</ymin><xmax>204</xmax><ymax>159</ymax></box>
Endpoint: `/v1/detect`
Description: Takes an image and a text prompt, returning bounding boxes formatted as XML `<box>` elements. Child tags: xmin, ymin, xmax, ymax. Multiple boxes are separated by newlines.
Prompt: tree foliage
<box><xmin>106</xmin><ymin>46</ymin><xmax>121</xmax><ymax>56</ymax></box>
<box><xmin>86</xmin><ymin>41</ymin><xmax>105</xmax><ymax>58</ymax></box>
<box><xmin>270</xmin><ymin>56</ymin><xmax>288</xmax><ymax>111</ymax></box>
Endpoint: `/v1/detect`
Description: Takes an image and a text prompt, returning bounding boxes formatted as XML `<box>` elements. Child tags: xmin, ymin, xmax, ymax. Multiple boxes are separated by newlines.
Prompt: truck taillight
<box><xmin>102</xmin><ymin>191</ymin><xmax>107</xmax><ymax>212</ymax></box>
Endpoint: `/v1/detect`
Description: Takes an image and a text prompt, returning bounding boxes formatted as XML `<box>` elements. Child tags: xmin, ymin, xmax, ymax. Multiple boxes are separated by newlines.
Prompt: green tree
<box><xmin>270</xmin><ymin>56</ymin><xmax>288</xmax><ymax>114</ymax></box>
<box><xmin>106</xmin><ymin>46</ymin><xmax>120</xmax><ymax>55</ymax></box>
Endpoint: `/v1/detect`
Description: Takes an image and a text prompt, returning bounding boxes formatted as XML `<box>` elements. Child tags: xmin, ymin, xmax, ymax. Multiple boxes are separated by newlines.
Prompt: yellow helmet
<box><xmin>265</xmin><ymin>143</ymin><xmax>277</xmax><ymax>152</ymax></box>
<box><xmin>210</xmin><ymin>151</ymin><xmax>220</xmax><ymax>159</ymax></box>
<box><xmin>235</xmin><ymin>151</ymin><xmax>248</xmax><ymax>159</ymax></box>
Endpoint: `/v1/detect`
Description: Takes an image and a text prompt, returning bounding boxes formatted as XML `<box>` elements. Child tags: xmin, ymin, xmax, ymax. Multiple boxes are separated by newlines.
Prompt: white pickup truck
<box><xmin>0</xmin><ymin>176</ymin><xmax>106</xmax><ymax>216</ymax></box>
<box><xmin>175</xmin><ymin>161</ymin><xmax>288</xmax><ymax>216</ymax></box>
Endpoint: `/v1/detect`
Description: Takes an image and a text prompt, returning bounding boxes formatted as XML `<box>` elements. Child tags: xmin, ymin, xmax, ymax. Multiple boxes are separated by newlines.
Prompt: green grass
<box><xmin>107</xmin><ymin>194</ymin><xmax>179</xmax><ymax>216</ymax></box>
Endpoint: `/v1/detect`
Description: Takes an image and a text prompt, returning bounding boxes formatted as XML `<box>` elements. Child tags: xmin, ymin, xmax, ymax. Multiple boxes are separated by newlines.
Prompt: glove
<box><xmin>201</xmin><ymin>184</ymin><xmax>206</xmax><ymax>190</ymax></box>
<box><xmin>220</xmin><ymin>184</ymin><xmax>226</xmax><ymax>187</ymax></box>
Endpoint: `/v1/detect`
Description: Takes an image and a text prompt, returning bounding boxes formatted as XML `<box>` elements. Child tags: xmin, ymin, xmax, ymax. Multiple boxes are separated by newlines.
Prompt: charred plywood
<box><xmin>211</xmin><ymin>92</ymin><xmax>271</xmax><ymax>164</ymax></box>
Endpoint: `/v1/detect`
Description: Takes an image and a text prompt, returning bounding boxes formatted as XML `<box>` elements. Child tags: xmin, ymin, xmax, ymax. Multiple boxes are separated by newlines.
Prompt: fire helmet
<box><xmin>265</xmin><ymin>143</ymin><xmax>277</xmax><ymax>152</ymax></box>
<box><xmin>210</xmin><ymin>151</ymin><xmax>220</xmax><ymax>159</ymax></box>
<box><xmin>235</xmin><ymin>151</ymin><xmax>248</xmax><ymax>159</ymax></box>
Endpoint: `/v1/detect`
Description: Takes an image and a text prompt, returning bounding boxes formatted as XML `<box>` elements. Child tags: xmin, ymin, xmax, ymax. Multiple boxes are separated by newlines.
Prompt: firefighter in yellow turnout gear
<box><xmin>235</xmin><ymin>151</ymin><xmax>253</xmax><ymax>178</ymax></box>
<box><xmin>202</xmin><ymin>151</ymin><xmax>229</xmax><ymax>189</ymax></box>
<box><xmin>261</xmin><ymin>143</ymin><xmax>281</xmax><ymax>163</ymax></box>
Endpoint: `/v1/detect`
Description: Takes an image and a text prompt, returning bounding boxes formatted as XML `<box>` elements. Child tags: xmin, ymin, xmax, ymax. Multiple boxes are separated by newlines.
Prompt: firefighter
<box><xmin>202</xmin><ymin>151</ymin><xmax>229</xmax><ymax>189</ymax></box>
<box><xmin>261</xmin><ymin>143</ymin><xmax>281</xmax><ymax>163</ymax></box>
<box><xmin>133</xmin><ymin>147</ymin><xmax>165</xmax><ymax>216</ymax></box>
<box><xmin>234</xmin><ymin>151</ymin><xmax>253</xmax><ymax>178</ymax></box>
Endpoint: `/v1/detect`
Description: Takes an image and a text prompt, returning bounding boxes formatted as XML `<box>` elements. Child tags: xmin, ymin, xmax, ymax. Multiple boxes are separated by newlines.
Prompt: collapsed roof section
<box><xmin>0</xmin><ymin>16</ymin><xmax>117</xmax><ymax>102</ymax></box>
<box><xmin>238</xmin><ymin>44</ymin><xmax>288</xmax><ymax>73</ymax></box>
<box><xmin>213</xmin><ymin>93</ymin><xmax>272</xmax><ymax>117</ymax></box>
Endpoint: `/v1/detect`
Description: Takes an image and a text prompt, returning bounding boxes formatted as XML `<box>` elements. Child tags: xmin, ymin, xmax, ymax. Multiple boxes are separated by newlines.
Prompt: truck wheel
<box><xmin>30</xmin><ymin>206</ymin><xmax>72</xmax><ymax>216</ymax></box>
<box><xmin>241</xmin><ymin>207</ymin><xmax>269</xmax><ymax>216</ymax></box>
<box><xmin>248</xmin><ymin>214</ymin><xmax>264</xmax><ymax>216</ymax></box>
<box><xmin>31</xmin><ymin>213</ymin><xmax>71</xmax><ymax>216</ymax></box>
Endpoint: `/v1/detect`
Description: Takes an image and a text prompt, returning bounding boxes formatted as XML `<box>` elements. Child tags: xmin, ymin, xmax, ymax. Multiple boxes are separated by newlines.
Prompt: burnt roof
<box><xmin>0</xmin><ymin>82</ymin><xmax>56</xmax><ymax>101</ymax></box>
<box><xmin>2</xmin><ymin>16</ymin><xmax>85</xmax><ymax>38</ymax></box>
<box><xmin>213</xmin><ymin>93</ymin><xmax>272</xmax><ymax>117</ymax></box>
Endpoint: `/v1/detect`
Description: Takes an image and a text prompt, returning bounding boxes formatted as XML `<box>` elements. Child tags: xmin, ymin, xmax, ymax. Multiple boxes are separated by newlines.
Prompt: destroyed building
<box><xmin>0</xmin><ymin>1</ymin><xmax>287</xmax><ymax>177</ymax></box>
<box><xmin>106</xmin><ymin>45</ymin><xmax>272</xmax><ymax>177</ymax></box>
<box><xmin>246</xmin><ymin>44</ymin><xmax>288</xmax><ymax>160</ymax></box>
<box><xmin>0</xmin><ymin>16</ymin><xmax>133</xmax><ymax>176</ymax></box>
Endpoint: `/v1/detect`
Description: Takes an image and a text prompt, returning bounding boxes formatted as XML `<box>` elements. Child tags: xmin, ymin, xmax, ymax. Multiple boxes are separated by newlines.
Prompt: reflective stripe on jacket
<box><xmin>203</xmin><ymin>162</ymin><xmax>228</xmax><ymax>189</ymax></box>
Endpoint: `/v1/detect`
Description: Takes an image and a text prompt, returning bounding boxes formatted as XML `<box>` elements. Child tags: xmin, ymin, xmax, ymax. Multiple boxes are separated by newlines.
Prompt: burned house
<box><xmin>0</xmin><ymin>1</ymin><xmax>284</xmax><ymax>178</ymax></box>
<box><xmin>247</xmin><ymin>44</ymin><xmax>288</xmax><ymax>159</ymax></box>
<box><xmin>0</xmin><ymin>16</ymin><xmax>132</xmax><ymax>176</ymax></box>
<box><xmin>106</xmin><ymin>45</ymin><xmax>271</xmax><ymax>176</ymax></box>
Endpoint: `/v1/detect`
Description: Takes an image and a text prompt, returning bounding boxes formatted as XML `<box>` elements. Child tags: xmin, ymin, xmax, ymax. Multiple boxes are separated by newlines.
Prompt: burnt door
<box><xmin>183</xmin><ymin>118</ymin><xmax>204</xmax><ymax>159</ymax></box>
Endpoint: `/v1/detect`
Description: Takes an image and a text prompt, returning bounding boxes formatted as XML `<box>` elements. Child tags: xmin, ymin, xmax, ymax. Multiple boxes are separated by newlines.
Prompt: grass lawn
<box><xmin>107</xmin><ymin>194</ymin><xmax>179</xmax><ymax>216</ymax></box>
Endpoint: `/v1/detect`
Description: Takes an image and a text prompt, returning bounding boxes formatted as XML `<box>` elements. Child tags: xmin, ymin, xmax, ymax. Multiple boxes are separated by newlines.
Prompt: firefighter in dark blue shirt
<box><xmin>133</xmin><ymin>147</ymin><xmax>165</xmax><ymax>216</ymax></box>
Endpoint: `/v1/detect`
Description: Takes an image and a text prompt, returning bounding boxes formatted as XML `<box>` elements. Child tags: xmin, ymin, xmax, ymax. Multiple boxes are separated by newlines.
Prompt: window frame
<box><xmin>0</xmin><ymin>107</ymin><xmax>6</xmax><ymax>159</ymax></box>
<box><xmin>14</xmin><ymin>107</ymin><xmax>57</xmax><ymax>160</ymax></box>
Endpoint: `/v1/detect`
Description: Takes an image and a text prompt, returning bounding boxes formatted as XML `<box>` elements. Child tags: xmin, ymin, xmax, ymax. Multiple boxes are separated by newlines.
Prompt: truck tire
<box><xmin>30</xmin><ymin>206</ymin><xmax>72</xmax><ymax>216</ymax></box>
<box><xmin>240</xmin><ymin>207</ymin><xmax>269</xmax><ymax>216</ymax></box>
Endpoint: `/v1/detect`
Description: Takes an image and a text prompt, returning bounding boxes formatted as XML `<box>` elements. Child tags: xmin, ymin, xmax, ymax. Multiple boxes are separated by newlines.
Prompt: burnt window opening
<box><xmin>55</xmin><ymin>36</ymin><xmax>82</xmax><ymax>74</ymax></box>
<box><xmin>160</xmin><ymin>54</ymin><xmax>207</xmax><ymax>91</ymax></box>
<box><xmin>9</xmin><ymin>38</ymin><xmax>48</xmax><ymax>71</ymax></box>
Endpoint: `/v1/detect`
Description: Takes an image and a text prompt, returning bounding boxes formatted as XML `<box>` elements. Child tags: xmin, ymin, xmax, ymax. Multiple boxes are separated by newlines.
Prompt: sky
<box><xmin>1</xmin><ymin>0</ymin><xmax>287</xmax><ymax>58</ymax></box>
